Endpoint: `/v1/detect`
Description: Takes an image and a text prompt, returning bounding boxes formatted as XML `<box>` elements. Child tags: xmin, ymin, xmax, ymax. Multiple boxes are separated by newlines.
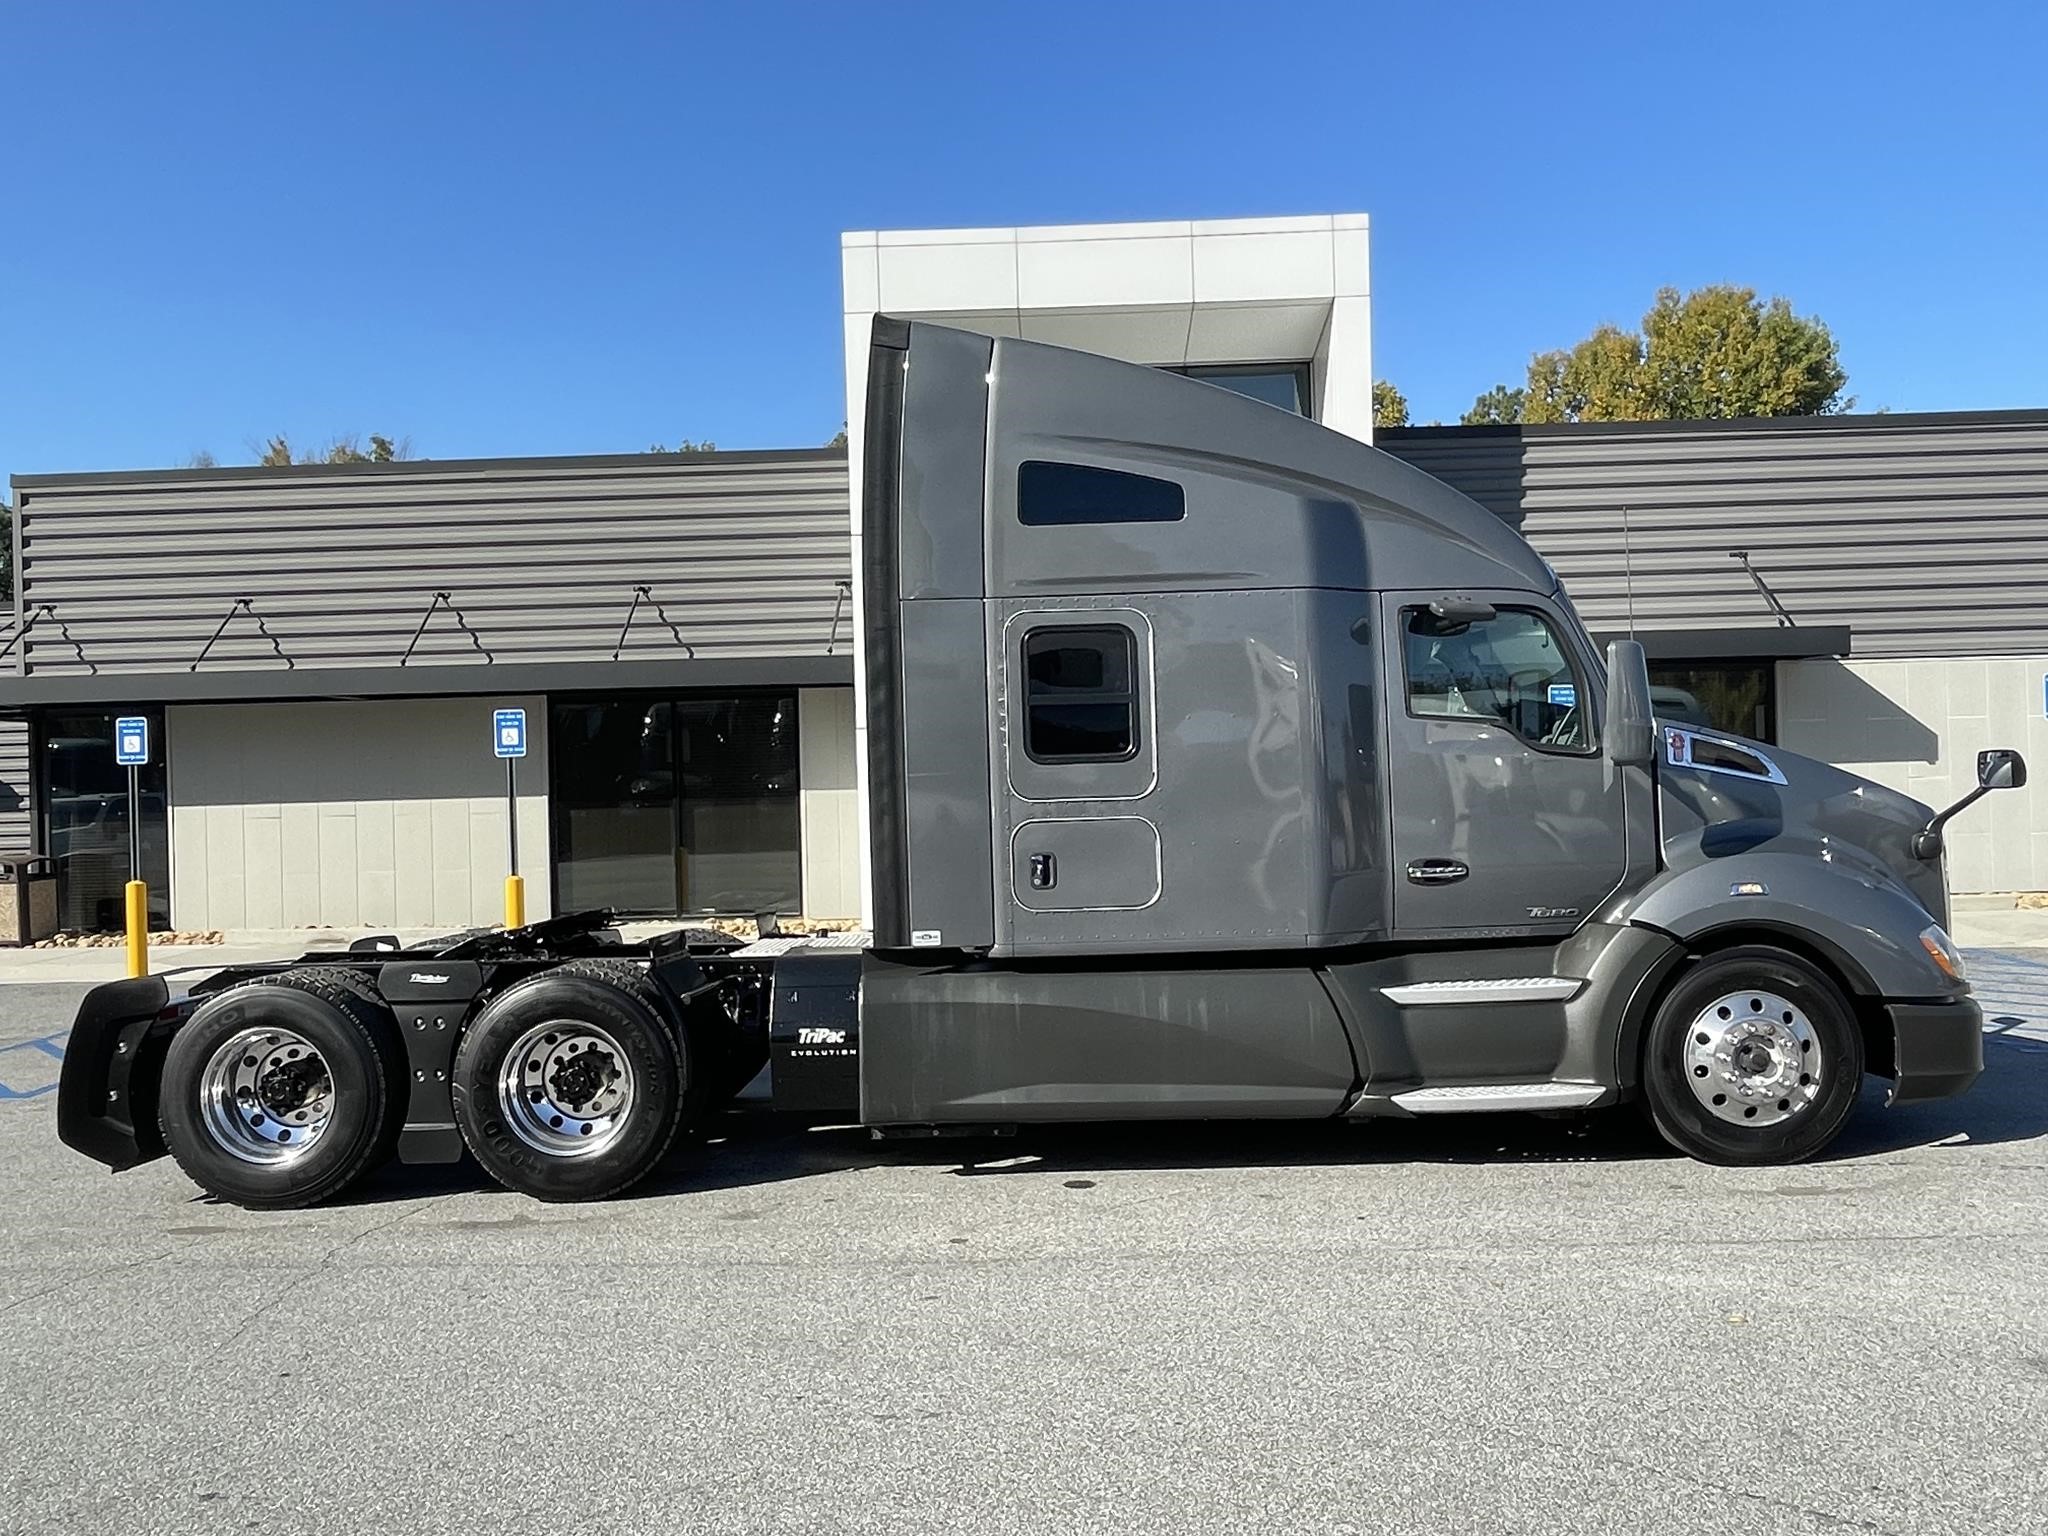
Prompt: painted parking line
<box><xmin>0</xmin><ymin>1034</ymin><xmax>69</xmax><ymax>1100</ymax></box>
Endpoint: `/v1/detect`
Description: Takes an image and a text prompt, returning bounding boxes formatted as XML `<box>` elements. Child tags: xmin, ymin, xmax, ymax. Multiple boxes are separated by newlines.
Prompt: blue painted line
<box><xmin>0</xmin><ymin>1032</ymin><xmax>68</xmax><ymax>1101</ymax></box>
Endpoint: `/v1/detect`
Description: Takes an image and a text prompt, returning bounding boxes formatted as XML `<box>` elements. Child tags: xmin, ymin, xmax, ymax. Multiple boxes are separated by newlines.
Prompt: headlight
<box><xmin>1919</xmin><ymin>924</ymin><xmax>1967</xmax><ymax>983</ymax></box>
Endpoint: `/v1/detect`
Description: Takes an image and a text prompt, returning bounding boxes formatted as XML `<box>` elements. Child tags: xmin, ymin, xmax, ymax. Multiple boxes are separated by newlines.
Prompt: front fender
<box><xmin>1615</xmin><ymin>851</ymin><xmax>1957</xmax><ymax>1002</ymax></box>
<box><xmin>56</xmin><ymin>976</ymin><xmax>177</xmax><ymax>1172</ymax></box>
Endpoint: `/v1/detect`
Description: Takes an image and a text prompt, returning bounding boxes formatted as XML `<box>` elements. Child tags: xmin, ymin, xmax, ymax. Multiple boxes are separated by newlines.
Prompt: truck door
<box><xmin>1379</xmin><ymin>590</ymin><xmax>1626</xmax><ymax>936</ymax></box>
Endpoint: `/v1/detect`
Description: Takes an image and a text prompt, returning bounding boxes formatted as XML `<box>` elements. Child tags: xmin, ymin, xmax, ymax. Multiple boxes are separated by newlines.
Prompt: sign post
<box><xmin>493</xmin><ymin>709</ymin><xmax>528</xmax><ymax>929</ymax></box>
<box><xmin>114</xmin><ymin>717</ymin><xmax>150</xmax><ymax>978</ymax></box>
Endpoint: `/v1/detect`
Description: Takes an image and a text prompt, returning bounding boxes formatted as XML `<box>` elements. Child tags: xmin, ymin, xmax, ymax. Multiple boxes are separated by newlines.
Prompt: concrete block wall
<box><xmin>798</xmin><ymin>686</ymin><xmax>859</xmax><ymax>919</ymax></box>
<box><xmin>1777</xmin><ymin>657</ymin><xmax>2048</xmax><ymax>894</ymax></box>
<box><xmin>166</xmin><ymin>696</ymin><xmax>551</xmax><ymax>930</ymax></box>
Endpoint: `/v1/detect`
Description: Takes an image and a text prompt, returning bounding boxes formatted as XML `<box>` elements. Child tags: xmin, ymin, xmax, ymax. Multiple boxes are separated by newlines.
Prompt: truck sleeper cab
<box><xmin>55</xmin><ymin>320</ymin><xmax>2020</xmax><ymax>1208</ymax></box>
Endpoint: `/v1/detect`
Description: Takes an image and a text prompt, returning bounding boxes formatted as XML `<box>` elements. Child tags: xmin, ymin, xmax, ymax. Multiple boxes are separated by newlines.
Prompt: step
<box><xmin>1390</xmin><ymin>1082</ymin><xmax>1606</xmax><ymax>1114</ymax></box>
<box><xmin>1379</xmin><ymin>977</ymin><xmax>1582</xmax><ymax>1006</ymax></box>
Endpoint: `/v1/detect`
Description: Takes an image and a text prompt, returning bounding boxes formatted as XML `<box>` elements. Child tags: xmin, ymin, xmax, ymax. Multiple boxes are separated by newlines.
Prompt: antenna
<box><xmin>1619</xmin><ymin>504</ymin><xmax>1638</xmax><ymax>638</ymax></box>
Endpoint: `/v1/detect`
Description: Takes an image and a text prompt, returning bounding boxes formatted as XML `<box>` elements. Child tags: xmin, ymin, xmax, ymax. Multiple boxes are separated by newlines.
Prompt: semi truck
<box><xmin>56</xmin><ymin>319</ymin><xmax>2024</xmax><ymax>1208</ymax></box>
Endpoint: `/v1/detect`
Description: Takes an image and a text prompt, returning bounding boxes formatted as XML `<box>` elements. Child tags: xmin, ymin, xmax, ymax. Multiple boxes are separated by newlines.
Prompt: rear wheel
<box><xmin>159</xmin><ymin>967</ymin><xmax>405</xmax><ymax>1209</ymax></box>
<box><xmin>1640</xmin><ymin>945</ymin><xmax>1865</xmax><ymax>1165</ymax></box>
<box><xmin>451</xmin><ymin>961</ymin><xmax>686</xmax><ymax>1202</ymax></box>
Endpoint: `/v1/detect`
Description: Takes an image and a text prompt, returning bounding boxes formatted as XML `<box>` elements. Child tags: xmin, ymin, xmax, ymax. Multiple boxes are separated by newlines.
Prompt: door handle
<box><xmin>1406</xmin><ymin>859</ymin><xmax>1469</xmax><ymax>885</ymax></box>
<box><xmin>1029</xmin><ymin>852</ymin><xmax>1056</xmax><ymax>890</ymax></box>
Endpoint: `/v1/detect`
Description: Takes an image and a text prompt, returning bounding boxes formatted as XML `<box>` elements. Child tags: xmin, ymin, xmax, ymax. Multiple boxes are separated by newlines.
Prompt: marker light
<box><xmin>1919</xmin><ymin>925</ymin><xmax>1967</xmax><ymax>983</ymax></box>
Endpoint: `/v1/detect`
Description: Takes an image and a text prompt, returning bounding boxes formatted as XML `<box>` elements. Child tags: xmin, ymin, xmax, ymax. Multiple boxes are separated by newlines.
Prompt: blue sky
<box><xmin>3</xmin><ymin>0</ymin><xmax>2044</xmax><ymax>488</ymax></box>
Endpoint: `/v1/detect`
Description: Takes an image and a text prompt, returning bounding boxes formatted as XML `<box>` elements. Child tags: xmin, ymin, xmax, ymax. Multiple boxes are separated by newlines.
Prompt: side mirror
<box><xmin>1914</xmin><ymin>747</ymin><xmax>2028</xmax><ymax>860</ymax></box>
<box><xmin>1603</xmin><ymin>639</ymin><xmax>1655</xmax><ymax>769</ymax></box>
<box><xmin>1979</xmin><ymin>748</ymin><xmax>2027</xmax><ymax>791</ymax></box>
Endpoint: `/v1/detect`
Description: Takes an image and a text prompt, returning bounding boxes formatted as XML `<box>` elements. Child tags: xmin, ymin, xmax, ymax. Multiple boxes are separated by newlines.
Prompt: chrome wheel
<box><xmin>495</xmin><ymin>1020</ymin><xmax>636</xmax><ymax>1159</ymax></box>
<box><xmin>1683</xmin><ymin>989</ymin><xmax>1822</xmax><ymax>1128</ymax></box>
<box><xmin>198</xmin><ymin>1027</ymin><xmax>336</xmax><ymax>1165</ymax></box>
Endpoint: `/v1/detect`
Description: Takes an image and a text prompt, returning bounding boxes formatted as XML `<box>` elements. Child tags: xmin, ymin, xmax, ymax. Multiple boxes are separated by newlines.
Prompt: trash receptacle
<box><xmin>0</xmin><ymin>855</ymin><xmax>60</xmax><ymax>947</ymax></box>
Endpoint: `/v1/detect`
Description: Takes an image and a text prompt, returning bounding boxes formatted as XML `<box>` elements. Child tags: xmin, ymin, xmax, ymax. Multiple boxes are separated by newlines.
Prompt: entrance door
<box><xmin>1380</xmin><ymin>591</ymin><xmax>1626</xmax><ymax>936</ymax></box>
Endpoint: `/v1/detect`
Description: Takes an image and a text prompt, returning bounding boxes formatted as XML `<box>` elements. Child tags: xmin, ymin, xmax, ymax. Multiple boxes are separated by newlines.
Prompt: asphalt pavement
<box><xmin>2</xmin><ymin>959</ymin><xmax>2045</xmax><ymax>1535</ymax></box>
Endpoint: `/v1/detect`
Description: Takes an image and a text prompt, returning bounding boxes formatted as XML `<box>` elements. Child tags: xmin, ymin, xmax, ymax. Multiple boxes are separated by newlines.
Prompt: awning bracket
<box><xmin>612</xmin><ymin>585</ymin><xmax>693</xmax><ymax>661</ymax></box>
<box><xmin>192</xmin><ymin>597</ymin><xmax>293</xmax><ymax>673</ymax></box>
<box><xmin>825</xmin><ymin>579</ymin><xmax>852</xmax><ymax>655</ymax></box>
<box><xmin>401</xmin><ymin>591</ymin><xmax>492</xmax><ymax>666</ymax></box>
<box><xmin>0</xmin><ymin>603</ymin><xmax>98</xmax><ymax>675</ymax></box>
<box><xmin>1729</xmin><ymin>551</ymin><xmax>1796</xmax><ymax>628</ymax></box>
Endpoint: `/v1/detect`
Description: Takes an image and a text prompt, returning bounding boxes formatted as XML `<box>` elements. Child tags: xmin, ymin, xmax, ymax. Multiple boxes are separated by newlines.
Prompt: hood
<box><xmin>1655</xmin><ymin>724</ymin><xmax>1948</xmax><ymax>929</ymax></box>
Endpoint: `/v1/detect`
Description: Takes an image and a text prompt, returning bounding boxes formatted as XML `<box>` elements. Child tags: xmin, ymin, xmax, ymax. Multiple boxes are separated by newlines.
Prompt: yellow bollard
<box><xmin>504</xmin><ymin>873</ymin><xmax>526</xmax><ymax>930</ymax></box>
<box><xmin>124</xmin><ymin>880</ymin><xmax>148</xmax><ymax>979</ymax></box>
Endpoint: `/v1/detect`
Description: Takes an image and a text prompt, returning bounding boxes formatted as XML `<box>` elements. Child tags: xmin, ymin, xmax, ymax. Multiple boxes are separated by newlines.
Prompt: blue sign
<box><xmin>114</xmin><ymin>716</ymin><xmax>149</xmax><ymax>766</ymax></box>
<box><xmin>1547</xmin><ymin>683</ymin><xmax>1578</xmax><ymax>709</ymax></box>
<box><xmin>493</xmin><ymin>708</ymin><xmax>528</xmax><ymax>759</ymax></box>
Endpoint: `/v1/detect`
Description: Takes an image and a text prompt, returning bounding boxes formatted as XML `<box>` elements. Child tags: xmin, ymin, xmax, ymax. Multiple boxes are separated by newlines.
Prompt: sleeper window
<box><xmin>1023</xmin><ymin>626</ymin><xmax>1138</xmax><ymax>762</ymax></box>
<box><xmin>1018</xmin><ymin>461</ymin><xmax>1185</xmax><ymax>527</ymax></box>
<box><xmin>1403</xmin><ymin>607</ymin><xmax>1592</xmax><ymax>752</ymax></box>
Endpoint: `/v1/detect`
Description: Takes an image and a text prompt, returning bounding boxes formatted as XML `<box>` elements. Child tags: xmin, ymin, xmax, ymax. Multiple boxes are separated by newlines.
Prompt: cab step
<box><xmin>1390</xmin><ymin>1082</ymin><xmax>1606</xmax><ymax>1114</ymax></box>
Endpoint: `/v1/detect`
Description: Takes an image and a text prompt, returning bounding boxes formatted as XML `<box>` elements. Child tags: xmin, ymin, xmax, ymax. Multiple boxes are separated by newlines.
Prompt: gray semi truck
<box><xmin>56</xmin><ymin>319</ymin><xmax>2024</xmax><ymax>1208</ymax></box>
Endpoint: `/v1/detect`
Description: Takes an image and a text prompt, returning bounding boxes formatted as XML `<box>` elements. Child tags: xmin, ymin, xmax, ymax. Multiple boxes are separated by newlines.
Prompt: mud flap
<box><xmin>56</xmin><ymin>976</ymin><xmax>177</xmax><ymax>1171</ymax></box>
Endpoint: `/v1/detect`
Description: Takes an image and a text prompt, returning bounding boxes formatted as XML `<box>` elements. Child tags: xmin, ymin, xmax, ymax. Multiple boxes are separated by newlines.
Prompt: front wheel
<box><xmin>1639</xmin><ymin>945</ymin><xmax>1865</xmax><ymax>1166</ymax></box>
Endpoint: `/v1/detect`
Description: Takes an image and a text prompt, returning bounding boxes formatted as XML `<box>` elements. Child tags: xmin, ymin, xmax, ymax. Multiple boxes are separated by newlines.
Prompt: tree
<box><xmin>825</xmin><ymin>424</ymin><xmax>848</xmax><ymax>449</ymax></box>
<box><xmin>257</xmin><ymin>433</ymin><xmax>412</xmax><ymax>465</ymax></box>
<box><xmin>1372</xmin><ymin>380</ymin><xmax>1410</xmax><ymax>429</ymax></box>
<box><xmin>646</xmin><ymin>439</ymin><xmax>716</xmax><ymax>454</ymax></box>
<box><xmin>1521</xmin><ymin>286</ymin><xmax>1847</xmax><ymax>424</ymax></box>
<box><xmin>1461</xmin><ymin>384</ymin><xmax>1527</xmax><ymax>425</ymax></box>
<box><xmin>0</xmin><ymin>498</ymin><xmax>11</xmax><ymax>604</ymax></box>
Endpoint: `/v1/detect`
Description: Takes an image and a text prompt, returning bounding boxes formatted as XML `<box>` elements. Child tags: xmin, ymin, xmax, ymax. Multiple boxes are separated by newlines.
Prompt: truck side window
<box><xmin>1019</xmin><ymin>461</ymin><xmax>1185</xmax><ymax>526</ymax></box>
<box><xmin>1403</xmin><ymin>607</ymin><xmax>1591</xmax><ymax>752</ymax></box>
<box><xmin>1022</xmin><ymin>626</ymin><xmax>1139</xmax><ymax>762</ymax></box>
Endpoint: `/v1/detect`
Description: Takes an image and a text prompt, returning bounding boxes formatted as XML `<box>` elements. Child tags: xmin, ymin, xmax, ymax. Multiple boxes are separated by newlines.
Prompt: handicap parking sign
<box><xmin>493</xmin><ymin>708</ymin><xmax>527</xmax><ymax>759</ymax></box>
<box><xmin>115</xmin><ymin>716</ymin><xmax>149</xmax><ymax>766</ymax></box>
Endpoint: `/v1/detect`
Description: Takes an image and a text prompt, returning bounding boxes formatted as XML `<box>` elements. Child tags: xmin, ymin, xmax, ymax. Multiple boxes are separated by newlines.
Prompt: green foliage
<box><xmin>825</xmin><ymin>424</ymin><xmax>848</xmax><ymax>449</ymax></box>
<box><xmin>257</xmin><ymin>433</ymin><xmax>411</xmax><ymax>465</ymax></box>
<box><xmin>1522</xmin><ymin>286</ymin><xmax>1848</xmax><ymax>424</ymax></box>
<box><xmin>646</xmin><ymin>438</ymin><xmax>716</xmax><ymax>454</ymax></box>
<box><xmin>0</xmin><ymin>498</ymin><xmax>11</xmax><ymax>604</ymax></box>
<box><xmin>1372</xmin><ymin>380</ymin><xmax>1410</xmax><ymax>429</ymax></box>
<box><xmin>1461</xmin><ymin>384</ymin><xmax>1528</xmax><ymax>425</ymax></box>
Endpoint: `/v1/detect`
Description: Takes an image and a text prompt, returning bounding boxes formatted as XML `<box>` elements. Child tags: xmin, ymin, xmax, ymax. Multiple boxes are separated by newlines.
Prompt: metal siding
<box><xmin>0</xmin><ymin>721</ymin><xmax>29</xmax><ymax>849</ymax></box>
<box><xmin>13</xmin><ymin>453</ymin><xmax>851</xmax><ymax>677</ymax></box>
<box><xmin>1380</xmin><ymin>415</ymin><xmax>2048</xmax><ymax>658</ymax></box>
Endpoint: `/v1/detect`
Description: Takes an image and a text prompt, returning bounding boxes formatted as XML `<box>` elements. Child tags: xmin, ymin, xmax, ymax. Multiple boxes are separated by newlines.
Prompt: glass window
<box><xmin>41</xmin><ymin>710</ymin><xmax>169</xmax><ymax>930</ymax></box>
<box><xmin>1018</xmin><ymin>461</ymin><xmax>1184</xmax><ymax>527</ymax></box>
<box><xmin>1023</xmin><ymin>626</ymin><xmax>1138</xmax><ymax>762</ymax></box>
<box><xmin>1168</xmin><ymin>363</ymin><xmax>1312</xmax><ymax>415</ymax></box>
<box><xmin>1648</xmin><ymin>663</ymin><xmax>1776</xmax><ymax>742</ymax></box>
<box><xmin>550</xmin><ymin>692</ymin><xmax>801</xmax><ymax>916</ymax></box>
<box><xmin>1403</xmin><ymin>607</ymin><xmax>1591</xmax><ymax>752</ymax></box>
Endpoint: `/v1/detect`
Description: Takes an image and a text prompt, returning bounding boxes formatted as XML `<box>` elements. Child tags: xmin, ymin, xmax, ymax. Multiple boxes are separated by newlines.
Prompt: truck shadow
<box><xmin>343</xmin><ymin>1033</ymin><xmax>2048</xmax><ymax>1206</ymax></box>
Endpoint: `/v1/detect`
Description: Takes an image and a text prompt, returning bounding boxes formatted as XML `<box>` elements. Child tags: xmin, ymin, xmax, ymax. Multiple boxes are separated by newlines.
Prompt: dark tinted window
<box><xmin>1169</xmin><ymin>363</ymin><xmax>1311</xmax><ymax>415</ymax></box>
<box><xmin>1023</xmin><ymin>626</ymin><xmax>1138</xmax><ymax>762</ymax></box>
<box><xmin>1018</xmin><ymin>461</ymin><xmax>1185</xmax><ymax>527</ymax></box>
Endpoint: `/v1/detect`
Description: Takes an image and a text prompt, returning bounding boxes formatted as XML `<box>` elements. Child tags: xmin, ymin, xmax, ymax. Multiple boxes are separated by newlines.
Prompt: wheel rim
<box><xmin>1683</xmin><ymin>989</ymin><xmax>1823</xmax><ymax>1128</ymax></box>
<box><xmin>199</xmin><ymin>1027</ymin><xmax>336</xmax><ymax>1165</ymax></box>
<box><xmin>495</xmin><ymin>1019</ymin><xmax>636</xmax><ymax>1159</ymax></box>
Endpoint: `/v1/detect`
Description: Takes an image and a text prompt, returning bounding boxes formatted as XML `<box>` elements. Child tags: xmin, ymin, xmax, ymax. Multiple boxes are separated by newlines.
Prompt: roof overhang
<box><xmin>1592</xmin><ymin>626</ymin><xmax>1852</xmax><ymax>663</ymax></box>
<box><xmin>0</xmin><ymin>655</ymin><xmax>856</xmax><ymax>715</ymax></box>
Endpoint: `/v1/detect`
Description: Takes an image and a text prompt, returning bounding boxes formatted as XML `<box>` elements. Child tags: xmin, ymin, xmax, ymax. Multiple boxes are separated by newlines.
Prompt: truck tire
<box><xmin>158</xmin><ymin>966</ymin><xmax>406</xmax><ymax>1210</ymax></box>
<box><xmin>450</xmin><ymin>960</ymin><xmax>686</xmax><ymax>1202</ymax></box>
<box><xmin>1639</xmin><ymin>945</ymin><xmax>1865</xmax><ymax>1165</ymax></box>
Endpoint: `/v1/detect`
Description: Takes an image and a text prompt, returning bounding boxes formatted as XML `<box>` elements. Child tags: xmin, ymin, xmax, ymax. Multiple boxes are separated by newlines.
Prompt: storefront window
<box><xmin>551</xmin><ymin>693</ymin><xmax>800</xmax><ymax>916</ymax></box>
<box><xmin>41</xmin><ymin>710</ymin><xmax>170</xmax><ymax>930</ymax></box>
<box><xmin>1167</xmin><ymin>363</ymin><xmax>1312</xmax><ymax>415</ymax></box>
<box><xmin>1648</xmin><ymin>663</ymin><xmax>1777</xmax><ymax>742</ymax></box>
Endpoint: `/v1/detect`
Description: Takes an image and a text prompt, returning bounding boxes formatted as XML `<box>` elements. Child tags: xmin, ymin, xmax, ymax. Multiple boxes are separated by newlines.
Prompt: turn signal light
<box><xmin>1918</xmin><ymin>925</ymin><xmax>1967</xmax><ymax>983</ymax></box>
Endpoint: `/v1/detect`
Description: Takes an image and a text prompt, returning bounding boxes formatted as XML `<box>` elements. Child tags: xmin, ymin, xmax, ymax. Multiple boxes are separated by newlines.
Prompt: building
<box><xmin>5</xmin><ymin>213</ymin><xmax>2046</xmax><ymax>930</ymax></box>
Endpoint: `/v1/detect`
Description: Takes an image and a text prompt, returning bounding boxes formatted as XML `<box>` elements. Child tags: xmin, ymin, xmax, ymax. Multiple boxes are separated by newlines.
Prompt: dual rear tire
<box><xmin>159</xmin><ymin>959</ymin><xmax>697</xmax><ymax>1208</ymax></box>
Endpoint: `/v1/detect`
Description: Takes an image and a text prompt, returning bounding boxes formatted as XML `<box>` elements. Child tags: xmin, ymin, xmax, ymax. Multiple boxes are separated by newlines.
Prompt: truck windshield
<box><xmin>1403</xmin><ymin>606</ymin><xmax>1590</xmax><ymax>751</ymax></box>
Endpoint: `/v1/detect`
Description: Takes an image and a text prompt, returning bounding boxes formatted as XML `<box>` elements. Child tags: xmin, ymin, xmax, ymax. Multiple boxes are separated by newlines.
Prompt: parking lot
<box><xmin>2</xmin><ymin>961</ymin><xmax>2045</xmax><ymax>1536</ymax></box>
